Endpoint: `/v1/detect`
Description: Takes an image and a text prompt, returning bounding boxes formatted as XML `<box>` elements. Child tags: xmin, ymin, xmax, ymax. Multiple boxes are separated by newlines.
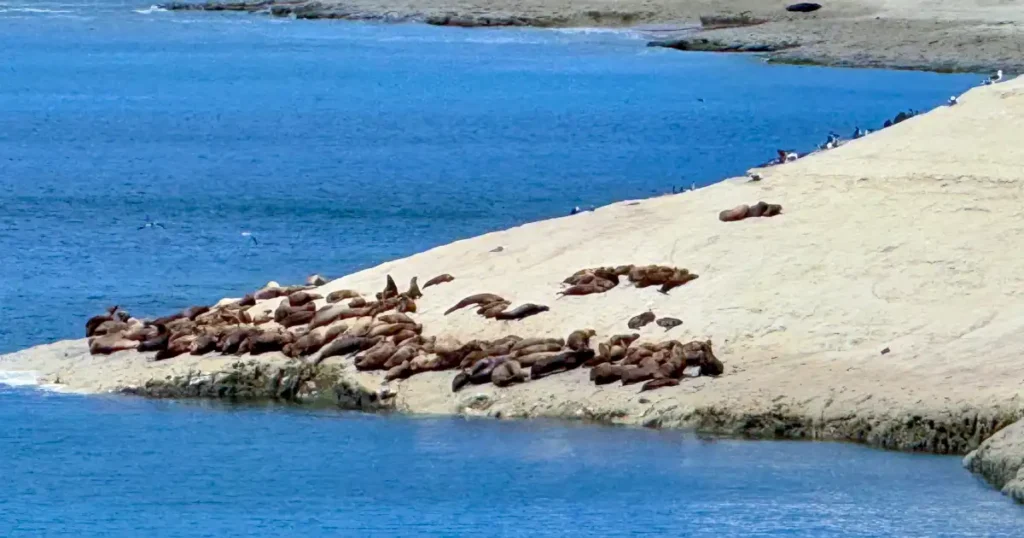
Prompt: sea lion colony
<box><xmin>82</xmin><ymin>264</ymin><xmax>723</xmax><ymax>395</ymax></box>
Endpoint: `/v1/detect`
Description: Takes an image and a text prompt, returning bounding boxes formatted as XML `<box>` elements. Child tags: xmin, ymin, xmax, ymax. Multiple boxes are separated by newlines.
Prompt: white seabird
<box><xmin>948</xmin><ymin>95</ymin><xmax>959</xmax><ymax>106</ymax></box>
<box><xmin>984</xmin><ymin>69</ymin><xmax>1003</xmax><ymax>85</ymax></box>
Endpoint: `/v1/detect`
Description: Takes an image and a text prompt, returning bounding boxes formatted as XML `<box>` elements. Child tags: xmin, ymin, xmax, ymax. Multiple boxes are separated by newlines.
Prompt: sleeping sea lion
<box><xmin>627</xmin><ymin>311</ymin><xmax>656</xmax><ymax>330</ymax></box>
<box><xmin>590</xmin><ymin>363</ymin><xmax>623</xmax><ymax>385</ymax></box>
<box><xmin>326</xmin><ymin>289</ymin><xmax>361</xmax><ymax>303</ymax></box>
<box><xmin>656</xmin><ymin>317</ymin><xmax>683</xmax><ymax>330</ymax></box>
<box><xmin>495</xmin><ymin>303</ymin><xmax>549</xmax><ymax>321</ymax></box>
<box><xmin>491</xmin><ymin>359</ymin><xmax>526</xmax><ymax>387</ymax></box>
<box><xmin>719</xmin><ymin>204</ymin><xmax>750</xmax><ymax>222</ymax></box>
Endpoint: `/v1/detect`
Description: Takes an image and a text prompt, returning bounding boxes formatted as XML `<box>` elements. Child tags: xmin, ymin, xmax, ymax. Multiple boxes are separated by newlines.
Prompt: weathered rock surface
<box><xmin>964</xmin><ymin>419</ymin><xmax>1024</xmax><ymax>504</ymax></box>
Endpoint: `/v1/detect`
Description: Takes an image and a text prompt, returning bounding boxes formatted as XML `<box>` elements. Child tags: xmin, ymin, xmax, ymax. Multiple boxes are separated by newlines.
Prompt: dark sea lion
<box><xmin>764</xmin><ymin>203</ymin><xmax>783</xmax><ymax>217</ymax></box>
<box><xmin>515</xmin><ymin>351</ymin><xmax>560</xmax><ymax>367</ymax></box>
<box><xmin>381</xmin><ymin>275</ymin><xmax>399</xmax><ymax>301</ymax></box>
<box><xmin>423</xmin><ymin>273</ymin><xmax>455</xmax><ymax>289</ymax></box>
<box><xmin>154</xmin><ymin>334</ymin><xmax>194</xmax><ymax>361</ymax></box>
<box><xmin>317</xmin><ymin>336</ymin><xmax>380</xmax><ymax>363</ymax></box>
<box><xmin>218</xmin><ymin>328</ymin><xmax>254</xmax><ymax>354</ymax></box>
<box><xmin>786</xmin><ymin>2</ymin><xmax>821</xmax><ymax>12</ymax></box>
<box><xmin>326</xmin><ymin>289</ymin><xmax>361</xmax><ymax>303</ymax></box>
<box><xmin>396</xmin><ymin>296</ymin><xmax>417</xmax><ymax>313</ymax></box>
<box><xmin>137</xmin><ymin>324</ymin><xmax>170</xmax><ymax>353</ymax></box>
<box><xmin>289</xmin><ymin>328</ymin><xmax>329</xmax><ymax>358</ymax></box>
<box><xmin>609</xmin><ymin>333</ymin><xmax>640</xmax><ymax>348</ymax></box>
<box><xmin>237</xmin><ymin>294</ymin><xmax>256</xmax><ymax>307</ymax></box>
<box><xmin>246</xmin><ymin>331</ymin><xmax>293</xmax><ymax>355</ymax></box>
<box><xmin>280</xmin><ymin>310</ymin><xmax>315</xmax><ymax>328</ymax></box>
<box><xmin>558</xmin><ymin>283</ymin><xmax>604</xmax><ymax>296</ymax></box>
<box><xmin>656</xmin><ymin>317</ymin><xmax>683</xmax><ymax>330</ymax></box>
<box><xmin>566</xmin><ymin>329</ymin><xmax>596</xmax><ymax>351</ymax></box>
<box><xmin>85</xmin><ymin>306</ymin><xmax>119</xmax><ymax>337</ymax></box>
<box><xmin>116</xmin><ymin>311</ymin><xmax>131</xmax><ymax>323</ymax></box>
<box><xmin>627</xmin><ymin>311</ymin><xmax>656</xmax><ymax>330</ymax></box>
<box><xmin>491</xmin><ymin>360</ymin><xmax>526</xmax><ymax>387</ymax></box>
<box><xmin>469</xmin><ymin>356</ymin><xmax>507</xmax><ymax>384</ymax></box>
<box><xmin>495</xmin><ymin>303</ymin><xmax>549</xmax><ymax>321</ymax></box>
<box><xmin>590</xmin><ymin>363</ymin><xmax>623</xmax><ymax>385</ymax></box>
<box><xmin>182</xmin><ymin>305</ymin><xmax>210</xmax><ymax>321</ymax></box>
<box><xmin>699</xmin><ymin>341</ymin><xmax>724</xmax><ymax>376</ymax></box>
<box><xmin>659</xmin><ymin>274</ymin><xmax>699</xmax><ymax>294</ymax></box>
<box><xmin>512</xmin><ymin>342</ymin><xmax>563</xmax><ymax>357</ymax></box>
<box><xmin>451</xmin><ymin>372</ymin><xmax>471</xmax><ymax>392</ymax></box>
<box><xmin>719</xmin><ymin>204</ymin><xmax>750</xmax><ymax>222</ymax></box>
<box><xmin>747</xmin><ymin>201</ymin><xmax>770</xmax><ymax>218</ymax></box>
<box><xmin>641</xmin><ymin>378</ymin><xmax>680</xmax><ymax>392</ymax></box>
<box><xmin>306</xmin><ymin>274</ymin><xmax>327</xmax><ymax>286</ymax></box>
<box><xmin>444</xmin><ymin>293</ymin><xmax>505</xmax><ymax>315</ymax></box>
<box><xmin>189</xmin><ymin>334</ymin><xmax>218</xmax><ymax>356</ymax></box>
<box><xmin>254</xmin><ymin>286</ymin><xmax>288</xmax><ymax>301</ymax></box>
<box><xmin>92</xmin><ymin>320</ymin><xmax>129</xmax><ymax>337</ymax></box>
<box><xmin>530</xmin><ymin>349</ymin><xmax>594</xmax><ymax>379</ymax></box>
<box><xmin>288</xmin><ymin>291</ymin><xmax>321</xmax><ymax>307</ymax></box>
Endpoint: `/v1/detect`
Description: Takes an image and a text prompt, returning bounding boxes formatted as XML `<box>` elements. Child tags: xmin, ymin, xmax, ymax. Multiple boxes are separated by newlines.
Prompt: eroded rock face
<box><xmin>964</xmin><ymin>419</ymin><xmax>1024</xmax><ymax>504</ymax></box>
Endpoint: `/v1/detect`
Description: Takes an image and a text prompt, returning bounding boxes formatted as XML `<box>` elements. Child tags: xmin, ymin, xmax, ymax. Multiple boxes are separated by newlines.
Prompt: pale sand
<box><xmin>4</xmin><ymin>75</ymin><xmax>1024</xmax><ymax>500</ymax></box>
<box><xmin>167</xmin><ymin>0</ymin><xmax>1024</xmax><ymax>72</ymax></box>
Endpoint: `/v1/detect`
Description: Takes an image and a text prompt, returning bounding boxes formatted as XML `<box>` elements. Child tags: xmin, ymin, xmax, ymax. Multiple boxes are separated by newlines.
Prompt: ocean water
<box><xmin>2</xmin><ymin>2</ymin><xmax>1017</xmax><ymax>533</ymax></box>
<box><xmin>2</xmin><ymin>384</ymin><xmax>1023</xmax><ymax>536</ymax></box>
<box><xmin>0</xmin><ymin>1</ymin><xmax>980</xmax><ymax>353</ymax></box>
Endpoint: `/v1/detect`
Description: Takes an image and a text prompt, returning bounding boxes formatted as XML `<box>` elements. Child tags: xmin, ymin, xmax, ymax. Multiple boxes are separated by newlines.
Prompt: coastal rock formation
<box><xmin>964</xmin><ymin>419</ymin><xmax>1024</xmax><ymax>503</ymax></box>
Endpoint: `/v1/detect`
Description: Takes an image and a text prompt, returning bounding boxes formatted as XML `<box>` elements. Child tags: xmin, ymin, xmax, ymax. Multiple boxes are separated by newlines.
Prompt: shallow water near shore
<box><xmin>0</xmin><ymin>0</ymin><xmax>979</xmax><ymax>353</ymax></box>
<box><xmin>2</xmin><ymin>385</ymin><xmax>1023</xmax><ymax>536</ymax></box>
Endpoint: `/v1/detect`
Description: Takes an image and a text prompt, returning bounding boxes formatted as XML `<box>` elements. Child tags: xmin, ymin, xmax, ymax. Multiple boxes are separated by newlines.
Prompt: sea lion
<box><xmin>530</xmin><ymin>349</ymin><xmax>594</xmax><ymax>379</ymax></box>
<box><xmin>189</xmin><ymin>334</ymin><xmax>218</xmax><ymax>356</ymax></box>
<box><xmin>137</xmin><ymin>324</ymin><xmax>170</xmax><ymax>353</ymax></box>
<box><xmin>608</xmin><ymin>333</ymin><xmax>640</xmax><ymax>348</ymax></box>
<box><xmin>479</xmin><ymin>301</ymin><xmax>511</xmax><ymax>318</ymax></box>
<box><xmin>444</xmin><ymin>293</ymin><xmax>505</xmax><ymax>315</ymax></box>
<box><xmin>250</xmin><ymin>309</ymin><xmax>274</xmax><ymax>325</ymax></box>
<box><xmin>274</xmin><ymin>300</ymin><xmax>313</xmax><ymax>323</ymax></box>
<box><xmin>355</xmin><ymin>341</ymin><xmax>398</xmax><ymax>371</ymax></box>
<box><xmin>85</xmin><ymin>306</ymin><xmax>120</xmax><ymax>337</ymax></box>
<box><xmin>747</xmin><ymin>201</ymin><xmax>769</xmax><ymax>218</ymax></box>
<box><xmin>378</xmin><ymin>313</ymin><xmax>414</xmax><ymax>325</ymax></box>
<box><xmin>391</xmin><ymin>329</ymin><xmax>419</xmax><ymax>345</ymax></box>
<box><xmin>306</xmin><ymin>274</ymin><xmax>327</xmax><ymax>286</ymax></box>
<box><xmin>384</xmin><ymin>346</ymin><xmax>419</xmax><ymax>369</ymax></box>
<box><xmin>495</xmin><ymin>303</ymin><xmax>549</xmax><ymax>321</ymax></box>
<box><xmin>280</xmin><ymin>310</ymin><xmax>315</xmax><ymax>328</ymax></box>
<box><xmin>515</xmin><ymin>351</ymin><xmax>560</xmax><ymax>367</ymax></box>
<box><xmin>288</xmin><ymin>291</ymin><xmax>321</xmax><ymax>307</ymax></box>
<box><xmin>620</xmin><ymin>365</ymin><xmax>656</xmax><ymax>385</ymax></box>
<box><xmin>288</xmin><ymin>327</ymin><xmax>329</xmax><ymax>358</ymax></box>
<box><xmin>468</xmin><ymin>356</ymin><xmax>507</xmax><ymax>384</ymax></box>
<box><xmin>396</xmin><ymin>296</ymin><xmax>417</xmax><ymax>313</ymax></box>
<box><xmin>558</xmin><ymin>282</ymin><xmax>609</xmax><ymax>296</ymax></box>
<box><xmin>326</xmin><ymin>289</ymin><xmax>361</xmax><ymax>303</ymax></box>
<box><xmin>182</xmin><ymin>305</ymin><xmax>210</xmax><ymax>321</ymax></box>
<box><xmin>451</xmin><ymin>372</ymin><xmax>471</xmax><ymax>393</ymax></box>
<box><xmin>491</xmin><ymin>359</ymin><xmax>526</xmax><ymax>387</ymax></box>
<box><xmin>590</xmin><ymin>363</ymin><xmax>623</xmax><ymax>385</ymax></box>
<box><xmin>659</xmin><ymin>274</ymin><xmax>699</xmax><ymax>294</ymax></box>
<box><xmin>348</xmin><ymin>297</ymin><xmax>368</xmax><ymax>308</ymax></box>
<box><xmin>423</xmin><ymin>273</ymin><xmax>455</xmax><ymax>289</ymax></box>
<box><xmin>317</xmin><ymin>336</ymin><xmax>380</xmax><ymax>363</ymax></box>
<box><xmin>218</xmin><ymin>328</ymin><xmax>254</xmax><ymax>354</ymax></box>
<box><xmin>247</xmin><ymin>331</ymin><xmax>293</xmax><ymax>355</ymax></box>
<box><xmin>656</xmin><ymin>317</ymin><xmax>683</xmax><ymax>330</ymax></box>
<box><xmin>385</xmin><ymin>361</ymin><xmax>413</xmax><ymax>381</ymax></box>
<box><xmin>719</xmin><ymin>204</ymin><xmax>750</xmax><ymax>222</ymax></box>
<box><xmin>405</xmin><ymin>277</ymin><xmax>423</xmax><ymax>300</ymax></box>
<box><xmin>512</xmin><ymin>342</ymin><xmax>563</xmax><ymax>358</ymax></box>
<box><xmin>566</xmin><ymin>329</ymin><xmax>596</xmax><ymax>351</ymax></box>
<box><xmin>369</xmin><ymin>322</ymin><xmax>419</xmax><ymax>338</ymax></box>
<box><xmin>154</xmin><ymin>334</ymin><xmax>194</xmax><ymax>361</ymax></box>
<box><xmin>627</xmin><ymin>311</ymin><xmax>656</xmax><ymax>330</ymax></box>
<box><xmin>764</xmin><ymin>203</ymin><xmax>783</xmax><ymax>217</ymax></box>
<box><xmin>380</xmin><ymin>275</ymin><xmax>399</xmax><ymax>301</ymax></box>
<box><xmin>88</xmin><ymin>334</ymin><xmax>138</xmax><ymax>355</ymax></box>
<box><xmin>92</xmin><ymin>320</ymin><xmax>129</xmax><ymax>337</ymax></box>
<box><xmin>641</xmin><ymin>378</ymin><xmax>680</xmax><ymax>392</ymax></box>
<box><xmin>309</xmin><ymin>304</ymin><xmax>348</xmax><ymax>330</ymax></box>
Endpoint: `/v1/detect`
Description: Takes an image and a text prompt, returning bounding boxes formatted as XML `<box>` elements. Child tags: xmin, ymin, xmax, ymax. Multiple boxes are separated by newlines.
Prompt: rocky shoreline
<box><xmin>159</xmin><ymin>0</ymin><xmax>1024</xmax><ymax>73</ymax></box>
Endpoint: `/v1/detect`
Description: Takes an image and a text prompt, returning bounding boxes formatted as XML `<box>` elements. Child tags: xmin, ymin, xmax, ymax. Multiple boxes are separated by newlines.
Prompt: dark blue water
<box><xmin>2</xmin><ymin>3</ymin><xmax>1015</xmax><ymax>532</ymax></box>
<box><xmin>2</xmin><ymin>385</ymin><xmax>1023</xmax><ymax>536</ymax></box>
<box><xmin>0</xmin><ymin>1</ymin><xmax>978</xmax><ymax>353</ymax></box>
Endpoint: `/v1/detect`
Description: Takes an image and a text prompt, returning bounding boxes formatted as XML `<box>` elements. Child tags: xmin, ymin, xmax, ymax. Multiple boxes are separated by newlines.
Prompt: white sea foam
<box><xmin>0</xmin><ymin>370</ymin><xmax>40</xmax><ymax>387</ymax></box>
<box><xmin>134</xmin><ymin>5</ymin><xmax>167</xmax><ymax>14</ymax></box>
<box><xmin>0</xmin><ymin>7</ymin><xmax>73</xmax><ymax>13</ymax></box>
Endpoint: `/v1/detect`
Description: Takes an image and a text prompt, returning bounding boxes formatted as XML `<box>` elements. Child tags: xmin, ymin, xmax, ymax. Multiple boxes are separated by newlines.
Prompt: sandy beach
<box><xmin>4</xmin><ymin>74</ymin><xmax>1024</xmax><ymax>501</ymax></box>
<box><xmin>165</xmin><ymin>0</ymin><xmax>1024</xmax><ymax>72</ymax></box>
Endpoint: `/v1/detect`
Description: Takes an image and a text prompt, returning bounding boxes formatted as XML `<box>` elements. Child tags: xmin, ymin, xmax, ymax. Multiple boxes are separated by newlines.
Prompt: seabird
<box><xmin>241</xmin><ymin>231</ymin><xmax>258</xmax><ymax>245</ymax></box>
<box><xmin>689</xmin><ymin>182</ymin><xmax>696</xmax><ymax>192</ymax></box>
<box><xmin>948</xmin><ymin>95</ymin><xmax>958</xmax><ymax>106</ymax></box>
<box><xmin>570</xmin><ymin>206</ymin><xmax>581</xmax><ymax>215</ymax></box>
<box><xmin>777</xmin><ymin>149</ymin><xmax>798</xmax><ymax>164</ymax></box>
<box><xmin>984</xmin><ymin>69</ymin><xmax>1003</xmax><ymax>85</ymax></box>
<box><xmin>138</xmin><ymin>216</ymin><xmax>165</xmax><ymax>230</ymax></box>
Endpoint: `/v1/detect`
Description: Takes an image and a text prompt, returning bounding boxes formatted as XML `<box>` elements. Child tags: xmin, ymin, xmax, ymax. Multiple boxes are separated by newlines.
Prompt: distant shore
<box><xmin>162</xmin><ymin>0</ymin><xmax>1024</xmax><ymax>73</ymax></box>
<box><xmin>5</xmin><ymin>75</ymin><xmax>1024</xmax><ymax>503</ymax></box>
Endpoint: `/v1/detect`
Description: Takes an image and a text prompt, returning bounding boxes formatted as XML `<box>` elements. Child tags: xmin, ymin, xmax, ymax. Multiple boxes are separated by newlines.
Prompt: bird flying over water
<box><xmin>241</xmin><ymin>231</ymin><xmax>258</xmax><ymax>245</ymax></box>
<box><xmin>138</xmin><ymin>216</ymin><xmax>164</xmax><ymax>230</ymax></box>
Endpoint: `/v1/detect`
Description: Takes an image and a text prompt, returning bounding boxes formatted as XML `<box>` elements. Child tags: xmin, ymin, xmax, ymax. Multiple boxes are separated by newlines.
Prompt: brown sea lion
<box><xmin>391</xmin><ymin>329</ymin><xmax>419</xmax><ymax>345</ymax></box>
<box><xmin>91</xmin><ymin>320</ymin><xmax>129</xmax><ymax>337</ymax></box>
<box><xmin>189</xmin><ymin>334</ymin><xmax>218</xmax><ymax>356</ymax></box>
<box><xmin>384</xmin><ymin>346</ymin><xmax>419</xmax><ymax>369</ymax></box>
<box><xmin>317</xmin><ymin>336</ymin><xmax>380</xmax><ymax>363</ymax></box>
<box><xmin>530</xmin><ymin>349</ymin><xmax>594</xmax><ymax>379</ymax></box>
<box><xmin>182</xmin><ymin>306</ymin><xmax>210</xmax><ymax>321</ymax></box>
<box><xmin>347</xmin><ymin>297</ymin><xmax>367</xmax><ymax>308</ymax></box>
<box><xmin>88</xmin><ymin>334</ymin><xmax>138</xmax><ymax>355</ymax></box>
<box><xmin>137</xmin><ymin>324</ymin><xmax>170</xmax><ymax>353</ymax></box>
<box><xmin>510</xmin><ymin>338</ymin><xmax>562</xmax><ymax>352</ymax></box>
<box><xmin>469</xmin><ymin>356</ymin><xmax>507</xmax><ymax>384</ymax></box>
<box><xmin>288</xmin><ymin>327</ymin><xmax>328</xmax><ymax>358</ymax></box>
<box><xmin>512</xmin><ymin>342</ymin><xmax>563</xmax><ymax>358</ymax></box>
<box><xmin>620</xmin><ymin>365</ymin><xmax>656</xmax><ymax>385</ymax></box>
<box><xmin>288</xmin><ymin>291</ymin><xmax>321</xmax><ymax>307</ymax></box>
<box><xmin>248</xmin><ymin>331</ymin><xmax>293</xmax><ymax>355</ymax></box>
<box><xmin>659</xmin><ymin>274</ymin><xmax>699</xmax><ymax>294</ymax></box>
<box><xmin>385</xmin><ymin>361</ymin><xmax>413</xmax><ymax>381</ymax></box>
<box><xmin>326</xmin><ymin>289</ymin><xmax>360</xmax><ymax>303</ymax></box>
<box><xmin>254</xmin><ymin>285</ymin><xmax>288</xmax><ymax>301</ymax></box>
<box><xmin>641</xmin><ymin>378</ymin><xmax>680</xmax><ymax>392</ymax></box>
<box><xmin>590</xmin><ymin>363</ymin><xmax>623</xmax><ymax>385</ymax></box>
<box><xmin>405</xmin><ymin>277</ymin><xmax>423</xmax><ymax>300</ymax></box>
<box><xmin>369</xmin><ymin>322</ymin><xmax>419</xmax><ymax>339</ymax></box>
<box><xmin>719</xmin><ymin>204</ymin><xmax>750</xmax><ymax>222</ymax></box>
<box><xmin>764</xmin><ymin>203</ymin><xmax>783</xmax><ymax>217</ymax></box>
<box><xmin>608</xmin><ymin>333</ymin><xmax>640</xmax><ymax>348</ymax></box>
<box><xmin>309</xmin><ymin>304</ymin><xmax>348</xmax><ymax>330</ymax></box>
<box><xmin>155</xmin><ymin>334</ymin><xmax>195</xmax><ymax>361</ymax></box>
<box><xmin>515</xmin><ymin>351</ymin><xmax>560</xmax><ymax>367</ymax></box>
<box><xmin>656</xmin><ymin>317</ymin><xmax>683</xmax><ymax>330</ymax></box>
<box><xmin>378</xmin><ymin>313</ymin><xmax>414</xmax><ymax>325</ymax></box>
<box><xmin>495</xmin><ymin>303</ymin><xmax>549</xmax><ymax>321</ymax></box>
<box><xmin>280</xmin><ymin>310</ymin><xmax>315</xmax><ymax>328</ymax></box>
<box><xmin>274</xmin><ymin>301</ymin><xmax>312</xmax><ymax>323</ymax></box>
<box><xmin>627</xmin><ymin>311</ymin><xmax>656</xmax><ymax>330</ymax></box>
<box><xmin>747</xmin><ymin>201</ymin><xmax>770</xmax><ymax>218</ymax></box>
<box><xmin>566</xmin><ymin>329</ymin><xmax>596</xmax><ymax>351</ymax></box>
<box><xmin>479</xmin><ymin>301</ymin><xmax>511</xmax><ymax>318</ymax></box>
<box><xmin>491</xmin><ymin>359</ymin><xmax>525</xmax><ymax>387</ymax></box>
<box><xmin>423</xmin><ymin>273</ymin><xmax>455</xmax><ymax>289</ymax></box>
<box><xmin>355</xmin><ymin>341</ymin><xmax>398</xmax><ymax>371</ymax></box>
<box><xmin>444</xmin><ymin>293</ymin><xmax>505</xmax><ymax>315</ymax></box>
<box><xmin>151</xmin><ymin>311</ymin><xmax>186</xmax><ymax>327</ymax></box>
<box><xmin>218</xmin><ymin>328</ymin><xmax>255</xmax><ymax>354</ymax></box>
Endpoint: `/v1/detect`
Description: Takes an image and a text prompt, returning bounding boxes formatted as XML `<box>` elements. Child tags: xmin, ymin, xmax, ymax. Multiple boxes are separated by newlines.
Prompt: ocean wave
<box><xmin>134</xmin><ymin>5</ymin><xmax>168</xmax><ymax>14</ymax></box>
<box><xmin>0</xmin><ymin>370</ymin><xmax>40</xmax><ymax>387</ymax></box>
<box><xmin>0</xmin><ymin>7</ymin><xmax>73</xmax><ymax>13</ymax></box>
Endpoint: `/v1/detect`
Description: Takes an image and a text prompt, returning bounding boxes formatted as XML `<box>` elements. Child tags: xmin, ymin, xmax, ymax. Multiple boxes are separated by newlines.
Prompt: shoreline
<box><xmin>159</xmin><ymin>0</ymin><xmax>1024</xmax><ymax>73</ymax></box>
<box><xmin>5</xmin><ymin>75</ymin><xmax>1024</xmax><ymax>503</ymax></box>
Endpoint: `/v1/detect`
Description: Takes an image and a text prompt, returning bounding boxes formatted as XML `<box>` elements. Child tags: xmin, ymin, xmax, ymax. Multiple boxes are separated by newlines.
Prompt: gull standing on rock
<box><xmin>948</xmin><ymin>96</ymin><xmax>959</xmax><ymax>106</ymax></box>
<box><xmin>984</xmin><ymin>70</ymin><xmax>1003</xmax><ymax>85</ymax></box>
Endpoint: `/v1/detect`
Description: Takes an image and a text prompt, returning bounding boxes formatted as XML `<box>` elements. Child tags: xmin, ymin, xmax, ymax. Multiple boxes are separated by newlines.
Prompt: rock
<box><xmin>785</xmin><ymin>2</ymin><xmax>822</xmax><ymax>12</ymax></box>
<box><xmin>964</xmin><ymin>419</ymin><xmax>1024</xmax><ymax>503</ymax></box>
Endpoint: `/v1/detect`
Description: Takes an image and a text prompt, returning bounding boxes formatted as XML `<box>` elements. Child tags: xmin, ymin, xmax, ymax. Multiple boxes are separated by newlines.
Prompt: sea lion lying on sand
<box><xmin>495</xmin><ymin>303</ymin><xmax>549</xmax><ymax>321</ymax></box>
<box><xmin>445</xmin><ymin>293</ymin><xmax>505</xmax><ymax>315</ymax></box>
<box><xmin>423</xmin><ymin>273</ymin><xmax>455</xmax><ymax>289</ymax></box>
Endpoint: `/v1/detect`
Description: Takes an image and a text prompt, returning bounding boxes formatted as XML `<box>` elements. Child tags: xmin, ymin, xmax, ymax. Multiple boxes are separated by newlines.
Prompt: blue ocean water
<box><xmin>2</xmin><ymin>3</ymin><xmax>1017</xmax><ymax>533</ymax></box>
<box><xmin>2</xmin><ymin>385</ymin><xmax>1023</xmax><ymax>536</ymax></box>
<box><xmin>0</xmin><ymin>1</ymin><xmax>979</xmax><ymax>353</ymax></box>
